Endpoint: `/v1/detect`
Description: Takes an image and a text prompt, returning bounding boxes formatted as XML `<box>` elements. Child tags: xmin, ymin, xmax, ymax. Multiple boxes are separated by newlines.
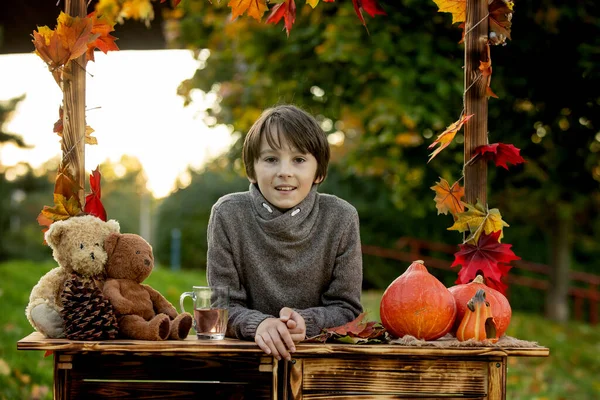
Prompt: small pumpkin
<box><xmin>456</xmin><ymin>289</ymin><xmax>498</xmax><ymax>343</ymax></box>
<box><xmin>380</xmin><ymin>260</ymin><xmax>457</xmax><ymax>340</ymax></box>
<box><xmin>448</xmin><ymin>275</ymin><xmax>511</xmax><ymax>337</ymax></box>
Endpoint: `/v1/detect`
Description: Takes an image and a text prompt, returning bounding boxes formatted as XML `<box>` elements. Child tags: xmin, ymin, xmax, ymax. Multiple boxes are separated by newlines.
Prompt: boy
<box><xmin>206</xmin><ymin>104</ymin><xmax>363</xmax><ymax>361</ymax></box>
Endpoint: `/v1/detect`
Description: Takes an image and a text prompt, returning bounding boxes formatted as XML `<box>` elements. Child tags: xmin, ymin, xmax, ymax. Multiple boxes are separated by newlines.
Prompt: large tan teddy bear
<box><xmin>103</xmin><ymin>233</ymin><xmax>193</xmax><ymax>340</ymax></box>
<box><xmin>26</xmin><ymin>215</ymin><xmax>121</xmax><ymax>338</ymax></box>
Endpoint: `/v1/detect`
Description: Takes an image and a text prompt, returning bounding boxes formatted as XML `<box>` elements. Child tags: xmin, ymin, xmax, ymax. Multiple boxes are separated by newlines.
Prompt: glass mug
<box><xmin>180</xmin><ymin>286</ymin><xmax>229</xmax><ymax>340</ymax></box>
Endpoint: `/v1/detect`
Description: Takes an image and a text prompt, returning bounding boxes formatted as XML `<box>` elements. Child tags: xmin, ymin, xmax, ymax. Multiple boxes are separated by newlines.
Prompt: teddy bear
<box><xmin>26</xmin><ymin>215</ymin><xmax>121</xmax><ymax>338</ymax></box>
<box><xmin>103</xmin><ymin>232</ymin><xmax>193</xmax><ymax>340</ymax></box>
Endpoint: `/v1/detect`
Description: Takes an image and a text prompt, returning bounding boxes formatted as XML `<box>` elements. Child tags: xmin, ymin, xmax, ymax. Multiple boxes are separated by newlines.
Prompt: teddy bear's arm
<box><xmin>104</xmin><ymin>279</ymin><xmax>136</xmax><ymax>315</ymax></box>
<box><xmin>27</xmin><ymin>267</ymin><xmax>68</xmax><ymax>314</ymax></box>
<box><xmin>143</xmin><ymin>285</ymin><xmax>178</xmax><ymax>319</ymax></box>
<box><xmin>25</xmin><ymin>267</ymin><xmax>69</xmax><ymax>338</ymax></box>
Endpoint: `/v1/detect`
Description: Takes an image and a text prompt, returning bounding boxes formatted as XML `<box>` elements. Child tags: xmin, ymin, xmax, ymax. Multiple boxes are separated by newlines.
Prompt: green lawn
<box><xmin>2</xmin><ymin>261</ymin><xmax>599</xmax><ymax>399</ymax></box>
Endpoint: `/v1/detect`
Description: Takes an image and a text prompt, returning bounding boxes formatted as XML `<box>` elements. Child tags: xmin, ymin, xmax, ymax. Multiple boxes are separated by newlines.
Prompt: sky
<box><xmin>0</xmin><ymin>50</ymin><xmax>233</xmax><ymax>198</ymax></box>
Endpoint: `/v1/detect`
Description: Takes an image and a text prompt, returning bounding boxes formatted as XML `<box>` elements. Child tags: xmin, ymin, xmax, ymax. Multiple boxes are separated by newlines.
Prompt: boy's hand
<box><xmin>279</xmin><ymin>307</ymin><xmax>306</xmax><ymax>342</ymax></box>
<box><xmin>255</xmin><ymin>318</ymin><xmax>296</xmax><ymax>361</ymax></box>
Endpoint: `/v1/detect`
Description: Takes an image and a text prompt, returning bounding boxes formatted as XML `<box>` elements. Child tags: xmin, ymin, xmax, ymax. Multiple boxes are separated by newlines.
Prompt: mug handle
<box><xmin>180</xmin><ymin>292</ymin><xmax>195</xmax><ymax>329</ymax></box>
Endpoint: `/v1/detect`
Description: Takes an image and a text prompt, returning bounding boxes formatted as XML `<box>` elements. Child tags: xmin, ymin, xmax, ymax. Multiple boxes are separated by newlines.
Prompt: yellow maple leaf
<box><xmin>120</xmin><ymin>0</ymin><xmax>155</xmax><ymax>26</ymax></box>
<box><xmin>228</xmin><ymin>0</ymin><xmax>269</xmax><ymax>21</ymax></box>
<box><xmin>447</xmin><ymin>200</ymin><xmax>509</xmax><ymax>243</ymax></box>
<box><xmin>307</xmin><ymin>0</ymin><xmax>320</xmax><ymax>8</ymax></box>
<box><xmin>431</xmin><ymin>178</ymin><xmax>464</xmax><ymax>217</ymax></box>
<box><xmin>41</xmin><ymin>193</ymin><xmax>82</xmax><ymax>222</ymax></box>
<box><xmin>427</xmin><ymin>114</ymin><xmax>473</xmax><ymax>163</ymax></box>
<box><xmin>432</xmin><ymin>0</ymin><xmax>466</xmax><ymax>24</ymax></box>
<box><xmin>85</xmin><ymin>126</ymin><xmax>98</xmax><ymax>145</ymax></box>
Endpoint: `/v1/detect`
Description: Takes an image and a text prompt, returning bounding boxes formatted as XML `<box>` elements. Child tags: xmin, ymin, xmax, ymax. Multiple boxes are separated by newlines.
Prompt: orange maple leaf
<box><xmin>86</xmin><ymin>12</ymin><xmax>119</xmax><ymax>62</ymax></box>
<box><xmin>56</xmin><ymin>12</ymin><xmax>98</xmax><ymax>62</ymax></box>
<box><xmin>54</xmin><ymin>167</ymin><xmax>82</xmax><ymax>201</ymax></box>
<box><xmin>479</xmin><ymin>43</ymin><xmax>498</xmax><ymax>98</ymax></box>
<box><xmin>432</xmin><ymin>0</ymin><xmax>465</xmax><ymax>24</ymax></box>
<box><xmin>32</xmin><ymin>28</ymin><xmax>71</xmax><ymax>81</ymax></box>
<box><xmin>431</xmin><ymin>178</ymin><xmax>465</xmax><ymax>217</ymax></box>
<box><xmin>40</xmin><ymin>193</ymin><xmax>82</xmax><ymax>223</ymax></box>
<box><xmin>228</xmin><ymin>0</ymin><xmax>269</xmax><ymax>21</ymax></box>
<box><xmin>427</xmin><ymin>114</ymin><xmax>474</xmax><ymax>163</ymax></box>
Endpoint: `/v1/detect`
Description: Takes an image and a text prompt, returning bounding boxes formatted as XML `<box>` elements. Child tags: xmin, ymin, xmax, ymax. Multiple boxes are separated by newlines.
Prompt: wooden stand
<box><xmin>18</xmin><ymin>332</ymin><xmax>548</xmax><ymax>399</ymax></box>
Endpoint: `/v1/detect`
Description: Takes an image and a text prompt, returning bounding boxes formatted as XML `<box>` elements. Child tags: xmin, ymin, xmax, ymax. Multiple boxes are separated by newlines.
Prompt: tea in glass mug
<box><xmin>180</xmin><ymin>286</ymin><xmax>229</xmax><ymax>340</ymax></box>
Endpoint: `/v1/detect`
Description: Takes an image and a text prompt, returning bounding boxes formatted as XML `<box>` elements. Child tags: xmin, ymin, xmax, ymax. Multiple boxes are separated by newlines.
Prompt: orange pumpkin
<box><xmin>380</xmin><ymin>260</ymin><xmax>457</xmax><ymax>340</ymax></box>
<box><xmin>456</xmin><ymin>289</ymin><xmax>498</xmax><ymax>343</ymax></box>
<box><xmin>448</xmin><ymin>275</ymin><xmax>511</xmax><ymax>337</ymax></box>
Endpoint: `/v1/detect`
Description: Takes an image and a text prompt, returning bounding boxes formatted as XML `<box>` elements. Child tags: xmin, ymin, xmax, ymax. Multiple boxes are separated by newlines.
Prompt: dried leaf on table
<box><xmin>304</xmin><ymin>313</ymin><xmax>387</xmax><ymax>344</ymax></box>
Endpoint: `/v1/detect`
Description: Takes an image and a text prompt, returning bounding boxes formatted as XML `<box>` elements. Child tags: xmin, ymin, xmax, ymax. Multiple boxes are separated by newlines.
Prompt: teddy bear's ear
<box><xmin>45</xmin><ymin>221</ymin><xmax>65</xmax><ymax>249</ymax></box>
<box><xmin>104</xmin><ymin>233</ymin><xmax>121</xmax><ymax>258</ymax></box>
<box><xmin>106</xmin><ymin>220</ymin><xmax>120</xmax><ymax>234</ymax></box>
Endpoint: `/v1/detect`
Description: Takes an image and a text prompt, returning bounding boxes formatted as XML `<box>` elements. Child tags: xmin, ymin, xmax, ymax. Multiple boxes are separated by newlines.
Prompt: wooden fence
<box><xmin>362</xmin><ymin>237</ymin><xmax>599</xmax><ymax>325</ymax></box>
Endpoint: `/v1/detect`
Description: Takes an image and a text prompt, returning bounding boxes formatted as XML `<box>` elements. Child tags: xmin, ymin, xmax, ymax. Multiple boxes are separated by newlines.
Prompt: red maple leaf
<box><xmin>83</xmin><ymin>167</ymin><xmax>107</xmax><ymax>221</ymax></box>
<box><xmin>474</xmin><ymin>143</ymin><xmax>525</xmax><ymax>170</ymax></box>
<box><xmin>451</xmin><ymin>230</ymin><xmax>520</xmax><ymax>294</ymax></box>
<box><xmin>266</xmin><ymin>0</ymin><xmax>296</xmax><ymax>37</ymax></box>
<box><xmin>352</xmin><ymin>0</ymin><xmax>386</xmax><ymax>28</ymax></box>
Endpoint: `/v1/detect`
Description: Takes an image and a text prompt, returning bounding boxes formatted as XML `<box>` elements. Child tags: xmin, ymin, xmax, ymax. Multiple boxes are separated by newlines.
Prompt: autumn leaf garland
<box><xmin>429</xmin><ymin>0</ymin><xmax>520</xmax><ymax>294</ymax></box>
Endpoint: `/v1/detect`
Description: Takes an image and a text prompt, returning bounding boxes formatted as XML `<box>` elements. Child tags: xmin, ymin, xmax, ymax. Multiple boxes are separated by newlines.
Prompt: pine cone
<box><xmin>60</xmin><ymin>273</ymin><xmax>119</xmax><ymax>340</ymax></box>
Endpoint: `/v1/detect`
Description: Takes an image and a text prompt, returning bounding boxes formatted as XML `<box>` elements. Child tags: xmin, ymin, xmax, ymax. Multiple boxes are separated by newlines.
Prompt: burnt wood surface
<box><xmin>18</xmin><ymin>333</ymin><xmax>549</xmax><ymax>400</ymax></box>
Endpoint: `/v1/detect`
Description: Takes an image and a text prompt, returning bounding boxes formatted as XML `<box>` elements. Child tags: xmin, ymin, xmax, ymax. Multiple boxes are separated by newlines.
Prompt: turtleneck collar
<box><xmin>250</xmin><ymin>183</ymin><xmax>319</xmax><ymax>240</ymax></box>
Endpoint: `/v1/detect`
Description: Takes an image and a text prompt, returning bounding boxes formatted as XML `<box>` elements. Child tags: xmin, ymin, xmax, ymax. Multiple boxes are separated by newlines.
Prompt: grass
<box><xmin>2</xmin><ymin>261</ymin><xmax>599</xmax><ymax>399</ymax></box>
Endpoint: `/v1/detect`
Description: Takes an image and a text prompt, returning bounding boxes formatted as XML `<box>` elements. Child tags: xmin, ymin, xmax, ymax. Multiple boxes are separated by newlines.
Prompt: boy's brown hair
<box><xmin>243</xmin><ymin>104</ymin><xmax>330</xmax><ymax>182</ymax></box>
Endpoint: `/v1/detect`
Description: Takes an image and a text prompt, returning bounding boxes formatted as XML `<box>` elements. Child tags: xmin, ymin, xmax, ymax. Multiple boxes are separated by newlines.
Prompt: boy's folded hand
<box><xmin>279</xmin><ymin>307</ymin><xmax>306</xmax><ymax>343</ymax></box>
<box><xmin>255</xmin><ymin>317</ymin><xmax>296</xmax><ymax>361</ymax></box>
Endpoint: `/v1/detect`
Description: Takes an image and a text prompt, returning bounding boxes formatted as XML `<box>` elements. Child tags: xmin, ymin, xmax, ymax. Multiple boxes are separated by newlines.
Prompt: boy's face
<box><xmin>251</xmin><ymin>132</ymin><xmax>322</xmax><ymax>211</ymax></box>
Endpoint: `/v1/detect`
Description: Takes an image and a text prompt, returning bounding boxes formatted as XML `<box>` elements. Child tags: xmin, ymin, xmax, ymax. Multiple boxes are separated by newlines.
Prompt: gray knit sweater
<box><xmin>206</xmin><ymin>183</ymin><xmax>363</xmax><ymax>339</ymax></box>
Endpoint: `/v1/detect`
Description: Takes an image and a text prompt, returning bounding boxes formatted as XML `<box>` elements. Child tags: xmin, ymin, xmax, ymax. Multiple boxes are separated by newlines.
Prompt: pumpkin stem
<box><xmin>473</xmin><ymin>275</ymin><xmax>485</xmax><ymax>284</ymax></box>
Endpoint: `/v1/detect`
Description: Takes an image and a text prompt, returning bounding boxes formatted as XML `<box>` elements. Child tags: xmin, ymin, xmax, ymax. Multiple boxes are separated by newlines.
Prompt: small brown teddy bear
<box><xmin>103</xmin><ymin>233</ymin><xmax>193</xmax><ymax>340</ymax></box>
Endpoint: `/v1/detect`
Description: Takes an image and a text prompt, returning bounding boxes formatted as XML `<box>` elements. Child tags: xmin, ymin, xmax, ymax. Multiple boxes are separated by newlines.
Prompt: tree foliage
<box><xmin>172</xmin><ymin>1</ymin><xmax>600</xmax><ymax>265</ymax></box>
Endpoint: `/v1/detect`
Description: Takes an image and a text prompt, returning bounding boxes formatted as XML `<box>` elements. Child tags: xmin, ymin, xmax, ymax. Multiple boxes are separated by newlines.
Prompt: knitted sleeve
<box><xmin>206</xmin><ymin>204</ymin><xmax>273</xmax><ymax>340</ymax></box>
<box><xmin>296</xmin><ymin>209</ymin><xmax>364</xmax><ymax>337</ymax></box>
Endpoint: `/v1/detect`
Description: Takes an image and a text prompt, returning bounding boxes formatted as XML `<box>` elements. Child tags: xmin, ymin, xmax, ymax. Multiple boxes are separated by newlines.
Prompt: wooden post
<box><xmin>464</xmin><ymin>0</ymin><xmax>489</xmax><ymax>205</ymax></box>
<box><xmin>62</xmin><ymin>0</ymin><xmax>87</xmax><ymax>205</ymax></box>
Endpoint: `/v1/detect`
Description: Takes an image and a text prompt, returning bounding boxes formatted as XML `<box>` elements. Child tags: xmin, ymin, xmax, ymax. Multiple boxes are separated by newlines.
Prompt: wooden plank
<box><xmin>54</xmin><ymin>352</ymin><xmax>69</xmax><ymax>400</ymax></box>
<box><xmin>289</xmin><ymin>359</ymin><xmax>304</xmax><ymax>400</ymax></box>
<box><xmin>66</xmin><ymin>353</ymin><xmax>273</xmax><ymax>399</ymax></box>
<box><xmin>487</xmin><ymin>359</ymin><xmax>506</xmax><ymax>400</ymax></box>
<box><xmin>17</xmin><ymin>332</ymin><xmax>549</xmax><ymax>357</ymax></box>
<box><xmin>464</xmin><ymin>0</ymin><xmax>489</xmax><ymax>205</ymax></box>
<box><xmin>69</xmin><ymin>381</ymin><xmax>263</xmax><ymax>399</ymax></box>
<box><xmin>63</xmin><ymin>0</ymin><xmax>87</xmax><ymax>204</ymax></box>
<box><xmin>301</xmin><ymin>395</ymin><xmax>485</xmax><ymax>399</ymax></box>
<box><xmin>300</xmin><ymin>356</ymin><xmax>489</xmax><ymax>397</ymax></box>
<box><xmin>70</xmin><ymin>353</ymin><xmax>270</xmax><ymax>382</ymax></box>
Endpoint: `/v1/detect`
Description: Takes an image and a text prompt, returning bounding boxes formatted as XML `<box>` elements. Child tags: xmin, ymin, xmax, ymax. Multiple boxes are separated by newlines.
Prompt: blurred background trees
<box><xmin>1</xmin><ymin>0</ymin><xmax>598</xmax><ymax>322</ymax></box>
<box><xmin>161</xmin><ymin>0</ymin><xmax>599</xmax><ymax>322</ymax></box>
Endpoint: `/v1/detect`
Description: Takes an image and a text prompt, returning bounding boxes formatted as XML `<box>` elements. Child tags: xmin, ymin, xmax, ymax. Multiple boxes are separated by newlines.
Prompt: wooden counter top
<box><xmin>18</xmin><ymin>332</ymin><xmax>549</xmax><ymax>358</ymax></box>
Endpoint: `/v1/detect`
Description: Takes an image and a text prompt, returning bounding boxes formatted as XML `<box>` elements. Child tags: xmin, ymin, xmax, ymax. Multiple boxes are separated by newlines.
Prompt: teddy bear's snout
<box><xmin>90</xmin><ymin>252</ymin><xmax>95</xmax><ymax>260</ymax></box>
<box><xmin>144</xmin><ymin>258</ymin><xmax>151</xmax><ymax>266</ymax></box>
